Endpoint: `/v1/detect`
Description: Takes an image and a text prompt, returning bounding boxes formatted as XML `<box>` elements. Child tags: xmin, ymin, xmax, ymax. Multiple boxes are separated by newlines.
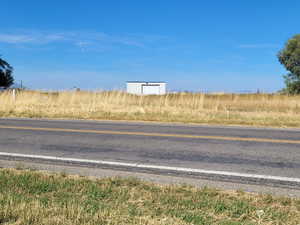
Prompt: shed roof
<box><xmin>126</xmin><ymin>81</ymin><xmax>166</xmax><ymax>83</ymax></box>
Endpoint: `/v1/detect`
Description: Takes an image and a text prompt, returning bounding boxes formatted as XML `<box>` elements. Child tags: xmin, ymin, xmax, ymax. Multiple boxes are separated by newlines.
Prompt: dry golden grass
<box><xmin>0</xmin><ymin>168</ymin><xmax>299</xmax><ymax>225</ymax></box>
<box><xmin>1</xmin><ymin>90</ymin><xmax>300</xmax><ymax>127</ymax></box>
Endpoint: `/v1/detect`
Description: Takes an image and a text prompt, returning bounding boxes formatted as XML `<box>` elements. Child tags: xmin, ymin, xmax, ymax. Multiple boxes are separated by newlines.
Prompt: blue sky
<box><xmin>1</xmin><ymin>1</ymin><xmax>299</xmax><ymax>92</ymax></box>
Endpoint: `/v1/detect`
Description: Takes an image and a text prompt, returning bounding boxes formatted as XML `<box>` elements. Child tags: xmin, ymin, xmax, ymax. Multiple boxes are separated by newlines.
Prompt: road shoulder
<box><xmin>1</xmin><ymin>159</ymin><xmax>300</xmax><ymax>198</ymax></box>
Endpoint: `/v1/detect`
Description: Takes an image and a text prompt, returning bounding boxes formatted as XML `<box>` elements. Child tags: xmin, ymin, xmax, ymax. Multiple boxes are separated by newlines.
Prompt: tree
<box><xmin>0</xmin><ymin>57</ymin><xmax>14</xmax><ymax>88</ymax></box>
<box><xmin>278</xmin><ymin>34</ymin><xmax>300</xmax><ymax>94</ymax></box>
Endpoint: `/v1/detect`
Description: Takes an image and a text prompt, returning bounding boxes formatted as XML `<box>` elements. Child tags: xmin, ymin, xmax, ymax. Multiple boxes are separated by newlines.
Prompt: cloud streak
<box><xmin>0</xmin><ymin>34</ymin><xmax>36</xmax><ymax>44</ymax></box>
<box><xmin>0</xmin><ymin>30</ymin><xmax>166</xmax><ymax>50</ymax></box>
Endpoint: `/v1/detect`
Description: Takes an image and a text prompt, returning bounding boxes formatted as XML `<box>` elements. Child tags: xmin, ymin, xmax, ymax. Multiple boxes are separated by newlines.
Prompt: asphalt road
<box><xmin>0</xmin><ymin>118</ymin><xmax>300</xmax><ymax>188</ymax></box>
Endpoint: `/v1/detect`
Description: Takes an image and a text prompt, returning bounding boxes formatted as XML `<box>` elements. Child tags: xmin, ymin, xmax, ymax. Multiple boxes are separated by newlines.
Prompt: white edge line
<box><xmin>0</xmin><ymin>152</ymin><xmax>300</xmax><ymax>184</ymax></box>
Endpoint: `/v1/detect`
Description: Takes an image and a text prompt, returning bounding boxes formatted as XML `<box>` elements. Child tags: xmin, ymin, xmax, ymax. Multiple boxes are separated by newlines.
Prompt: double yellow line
<box><xmin>0</xmin><ymin>125</ymin><xmax>300</xmax><ymax>144</ymax></box>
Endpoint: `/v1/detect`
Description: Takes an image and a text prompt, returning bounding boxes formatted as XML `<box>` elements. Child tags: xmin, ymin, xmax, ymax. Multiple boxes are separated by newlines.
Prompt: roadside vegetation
<box><xmin>0</xmin><ymin>57</ymin><xmax>14</xmax><ymax>88</ymax></box>
<box><xmin>278</xmin><ymin>34</ymin><xmax>300</xmax><ymax>94</ymax></box>
<box><xmin>0</xmin><ymin>168</ymin><xmax>299</xmax><ymax>225</ymax></box>
<box><xmin>1</xmin><ymin>90</ymin><xmax>300</xmax><ymax>127</ymax></box>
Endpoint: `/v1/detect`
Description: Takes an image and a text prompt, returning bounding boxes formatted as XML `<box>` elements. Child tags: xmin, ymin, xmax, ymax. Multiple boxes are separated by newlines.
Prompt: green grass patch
<box><xmin>0</xmin><ymin>169</ymin><xmax>299</xmax><ymax>224</ymax></box>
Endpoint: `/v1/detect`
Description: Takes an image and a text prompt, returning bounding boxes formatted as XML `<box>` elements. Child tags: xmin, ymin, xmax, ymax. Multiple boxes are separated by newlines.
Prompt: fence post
<box><xmin>12</xmin><ymin>89</ymin><xmax>16</xmax><ymax>102</ymax></box>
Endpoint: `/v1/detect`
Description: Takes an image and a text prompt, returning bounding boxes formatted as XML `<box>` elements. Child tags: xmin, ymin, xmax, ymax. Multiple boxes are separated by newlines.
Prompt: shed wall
<box><xmin>126</xmin><ymin>82</ymin><xmax>166</xmax><ymax>95</ymax></box>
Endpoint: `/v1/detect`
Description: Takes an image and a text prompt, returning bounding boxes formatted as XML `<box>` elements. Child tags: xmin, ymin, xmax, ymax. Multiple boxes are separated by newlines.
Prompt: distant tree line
<box><xmin>0</xmin><ymin>56</ymin><xmax>14</xmax><ymax>88</ymax></box>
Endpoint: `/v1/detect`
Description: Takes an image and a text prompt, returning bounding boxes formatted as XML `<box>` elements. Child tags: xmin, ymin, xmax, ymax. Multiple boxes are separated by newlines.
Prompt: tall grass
<box><xmin>1</xmin><ymin>90</ymin><xmax>300</xmax><ymax>127</ymax></box>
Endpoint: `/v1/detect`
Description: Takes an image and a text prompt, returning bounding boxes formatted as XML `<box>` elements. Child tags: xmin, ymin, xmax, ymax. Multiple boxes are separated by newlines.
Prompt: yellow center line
<box><xmin>0</xmin><ymin>125</ymin><xmax>299</xmax><ymax>144</ymax></box>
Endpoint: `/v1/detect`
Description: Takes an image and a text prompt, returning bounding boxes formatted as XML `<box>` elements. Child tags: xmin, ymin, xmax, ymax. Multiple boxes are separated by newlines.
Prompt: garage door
<box><xmin>142</xmin><ymin>85</ymin><xmax>160</xmax><ymax>95</ymax></box>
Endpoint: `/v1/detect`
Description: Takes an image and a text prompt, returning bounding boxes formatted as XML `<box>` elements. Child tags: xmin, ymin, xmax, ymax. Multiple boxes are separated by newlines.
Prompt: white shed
<box><xmin>126</xmin><ymin>81</ymin><xmax>166</xmax><ymax>95</ymax></box>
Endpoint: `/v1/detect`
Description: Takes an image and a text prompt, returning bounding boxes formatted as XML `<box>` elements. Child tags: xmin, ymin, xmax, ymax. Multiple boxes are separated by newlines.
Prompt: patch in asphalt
<box><xmin>139</xmin><ymin>152</ymin><xmax>300</xmax><ymax>169</ymax></box>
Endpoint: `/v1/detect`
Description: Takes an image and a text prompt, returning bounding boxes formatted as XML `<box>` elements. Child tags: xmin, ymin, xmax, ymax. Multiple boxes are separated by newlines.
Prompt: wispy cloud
<box><xmin>0</xmin><ymin>34</ymin><xmax>36</xmax><ymax>44</ymax></box>
<box><xmin>238</xmin><ymin>43</ymin><xmax>280</xmax><ymax>49</ymax></box>
<box><xmin>0</xmin><ymin>30</ymin><xmax>166</xmax><ymax>50</ymax></box>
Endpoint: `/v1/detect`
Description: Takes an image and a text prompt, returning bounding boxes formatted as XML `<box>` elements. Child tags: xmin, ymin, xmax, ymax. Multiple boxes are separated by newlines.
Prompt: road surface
<box><xmin>0</xmin><ymin>118</ymin><xmax>300</xmax><ymax>189</ymax></box>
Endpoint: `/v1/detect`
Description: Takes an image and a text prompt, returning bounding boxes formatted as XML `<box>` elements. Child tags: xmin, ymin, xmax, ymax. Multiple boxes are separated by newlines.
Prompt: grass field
<box><xmin>0</xmin><ymin>168</ymin><xmax>299</xmax><ymax>225</ymax></box>
<box><xmin>1</xmin><ymin>90</ymin><xmax>300</xmax><ymax>127</ymax></box>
